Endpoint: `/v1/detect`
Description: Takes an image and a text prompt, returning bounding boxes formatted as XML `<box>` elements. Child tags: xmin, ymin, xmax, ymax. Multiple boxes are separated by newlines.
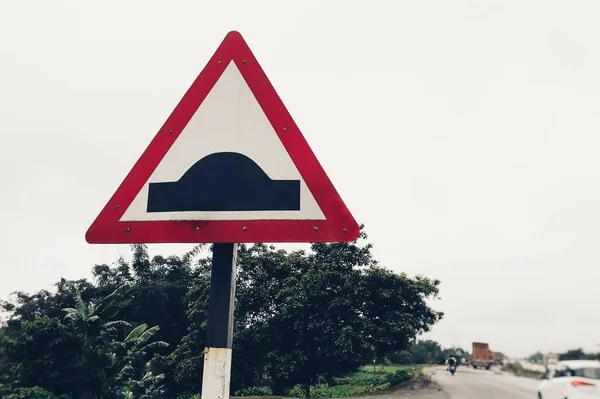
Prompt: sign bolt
<box><xmin>242</xmin><ymin>59</ymin><xmax>247</xmax><ymax>64</ymax></box>
<box><xmin>283</xmin><ymin>127</ymin><xmax>288</xmax><ymax>132</ymax></box>
<box><xmin>195</xmin><ymin>226</ymin><xmax>200</xmax><ymax>231</ymax></box>
<box><xmin>125</xmin><ymin>227</ymin><xmax>131</xmax><ymax>232</ymax></box>
<box><xmin>168</xmin><ymin>129</ymin><xmax>173</xmax><ymax>135</ymax></box>
<box><xmin>342</xmin><ymin>228</ymin><xmax>347</xmax><ymax>233</ymax></box>
<box><xmin>313</xmin><ymin>226</ymin><xmax>318</xmax><ymax>231</ymax></box>
<box><xmin>242</xmin><ymin>226</ymin><xmax>247</xmax><ymax>231</ymax></box>
<box><xmin>115</xmin><ymin>204</ymin><xmax>120</xmax><ymax>209</ymax></box>
<box><xmin>218</xmin><ymin>60</ymin><xmax>222</xmax><ymax>64</ymax></box>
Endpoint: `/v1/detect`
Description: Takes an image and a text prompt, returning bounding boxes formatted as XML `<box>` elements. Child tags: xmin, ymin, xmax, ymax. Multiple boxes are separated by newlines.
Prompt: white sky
<box><xmin>1</xmin><ymin>0</ymin><xmax>599</xmax><ymax>358</ymax></box>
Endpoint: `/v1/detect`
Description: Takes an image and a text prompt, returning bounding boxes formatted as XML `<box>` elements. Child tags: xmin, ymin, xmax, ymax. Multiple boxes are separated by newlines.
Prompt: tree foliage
<box><xmin>0</xmin><ymin>229</ymin><xmax>443</xmax><ymax>397</ymax></box>
<box><xmin>559</xmin><ymin>348</ymin><xmax>600</xmax><ymax>361</ymax></box>
<box><xmin>384</xmin><ymin>340</ymin><xmax>470</xmax><ymax>365</ymax></box>
<box><xmin>0</xmin><ymin>284</ymin><xmax>167</xmax><ymax>398</ymax></box>
<box><xmin>528</xmin><ymin>351</ymin><xmax>544</xmax><ymax>364</ymax></box>
<box><xmin>528</xmin><ymin>349</ymin><xmax>600</xmax><ymax>363</ymax></box>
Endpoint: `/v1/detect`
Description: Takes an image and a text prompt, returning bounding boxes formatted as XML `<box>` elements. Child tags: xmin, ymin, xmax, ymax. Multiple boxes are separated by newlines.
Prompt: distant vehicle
<box><xmin>493</xmin><ymin>352</ymin><xmax>505</xmax><ymax>366</ymax></box>
<box><xmin>449</xmin><ymin>363</ymin><xmax>457</xmax><ymax>375</ymax></box>
<box><xmin>538</xmin><ymin>360</ymin><xmax>600</xmax><ymax>399</ymax></box>
<box><xmin>446</xmin><ymin>356</ymin><xmax>458</xmax><ymax>375</ymax></box>
<box><xmin>471</xmin><ymin>342</ymin><xmax>494</xmax><ymax>370</ymax></box>
<box><xmin>544</xmin><ymin>353</ymin><xmax>560</xmax><ymax>367</ymax></box>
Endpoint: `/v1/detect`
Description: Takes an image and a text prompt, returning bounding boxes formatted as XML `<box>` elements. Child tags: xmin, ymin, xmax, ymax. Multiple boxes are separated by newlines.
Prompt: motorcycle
<box><xmin>449</xmin><ymin>364</ymin><xmax>457</xmax><ymax>375</ymax></box>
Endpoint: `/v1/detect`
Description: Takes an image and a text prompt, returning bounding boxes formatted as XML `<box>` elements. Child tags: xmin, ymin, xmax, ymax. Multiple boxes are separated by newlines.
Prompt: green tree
<box><xmin>0</xmin><ymin>316</ymin><xmax>78</xmax><ymax>395</ymax></box>
<box><xmin>99</xmin><ymin>244</ymin><xmax>203</xmax><ymax>350</ymax></box>
<box><xmin>109</xmin><ymin>323</ymin><xmax>169</xmax><ymax>398</ymax></box>
<box><xmin>0</xmin><ymin>284</ymin><xmax>168</xmax><ymax>398</ymax></box>
<box><xmin>559</xmin><ymin>348</ymin><xmax>598</xmax><ymax>361</ymax></box>
<box><xmin>528</xmin><ymin>351</ymin><xmax>544</xmax><ymax>364</ymax></box>
<box><xmin>175</xmin><ymin>229</ymin><xmax>442</xmax><ymax>398</ymax></box>
<box><xmin>388</xmin><ymin>350</ymin><xmax>414</xmax><ymax>365</ymax></box>
<box><xmin>408</xmin><ymin>340</ymin><xmax>442</xmax><ymax>364</ymax></box>
<box><xmin>383</xmin><ymin>342</ymin><xmax>469</xmax><ymax>366</ymax></box>
<box><xmin>1</xmin><ymin>228</ymin><xmax>443</xmax><ymax>398</ymax></box>
<box><xmin>1</xmin><ymin>245</ymin><xmax>202</xmax><ymax>397</ymax></box>
<box><xmin>359</xmin><ymin>265</ymin><xmax>442</xmax><ymax>358</ymax></box>
<box><xmin>164</xmin><ymin>266</ymin><xmax>211</xmax><ymax>395</ymax></box>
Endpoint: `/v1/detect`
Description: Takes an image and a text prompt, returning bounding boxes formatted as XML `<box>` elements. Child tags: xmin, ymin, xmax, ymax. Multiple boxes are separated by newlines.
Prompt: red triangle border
<box><xmin>85</xmin><ymin>31</ymin><xmax>359</xmax><ymax>244</ymax></box>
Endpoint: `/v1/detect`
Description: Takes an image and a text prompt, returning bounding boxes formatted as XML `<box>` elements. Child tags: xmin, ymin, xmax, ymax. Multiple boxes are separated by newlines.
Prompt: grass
<box><xmin>179</xmin><ymin>365</ymin><xmax>421</xmax><ymax>399</ymax></box>
<box><xmin>284</xmin><ymin>364</ymin><xmax>418</xmax><ymax>398</ymax></box>
<box><xmin>360</xmin><ymin>364</ymin><xmax>416</xmax><ymax>374</ymax></box>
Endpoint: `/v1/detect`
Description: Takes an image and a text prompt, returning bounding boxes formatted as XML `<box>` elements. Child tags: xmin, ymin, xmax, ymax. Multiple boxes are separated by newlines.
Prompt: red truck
<box><xmin>471</xmin><ymin>342</ymin><xmax>494</xmax><ymax>370</ymax></box>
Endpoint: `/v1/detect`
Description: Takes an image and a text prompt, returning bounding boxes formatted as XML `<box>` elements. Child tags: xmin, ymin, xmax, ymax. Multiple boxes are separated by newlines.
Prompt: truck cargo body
<box><xmin>472</xmin><ymin>342</ymin><xmax>494</xmax><ymax>369</ymax></box>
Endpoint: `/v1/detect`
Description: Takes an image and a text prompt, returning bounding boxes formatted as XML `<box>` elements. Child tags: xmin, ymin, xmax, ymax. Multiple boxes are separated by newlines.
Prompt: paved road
<box><xmin>432</xmin><ymin>367</ymin><xmax>539</xmax><ymax>398</ymax></box>
<box><xmin>370</xmin><ymin>367</ymin><xmax>540</xmax><ymax>399</ymax></box>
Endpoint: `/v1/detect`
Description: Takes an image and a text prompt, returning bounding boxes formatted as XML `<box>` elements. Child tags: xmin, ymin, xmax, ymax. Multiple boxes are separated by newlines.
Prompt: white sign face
<box><xmin>120</xmin><ymin>61</ymin><xmax>325</xmax><ymax>222</ymax></box>
<box><xmin>86</xmin><ymin>31</ymin><xmax>360</xmax><ymax>245</ymax></box>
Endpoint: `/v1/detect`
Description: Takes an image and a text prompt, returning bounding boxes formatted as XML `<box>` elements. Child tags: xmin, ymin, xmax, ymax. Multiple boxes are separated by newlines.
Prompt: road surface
<box><xmin>366</xmin><ymin>367</ymin><xmax>540</xmax><ymax>399</ymax></box>
<box><xmin>432</xmin><ymin>367</ymin><xmax>539</xmax><ymax>398</ymax></box>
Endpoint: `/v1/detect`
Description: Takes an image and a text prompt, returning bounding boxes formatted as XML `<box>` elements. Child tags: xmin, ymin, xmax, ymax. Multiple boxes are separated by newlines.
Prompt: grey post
<box><xmin>201</xmin><ymin>243</ymin><xmax>238</xmax><ymax>399</ymax></box>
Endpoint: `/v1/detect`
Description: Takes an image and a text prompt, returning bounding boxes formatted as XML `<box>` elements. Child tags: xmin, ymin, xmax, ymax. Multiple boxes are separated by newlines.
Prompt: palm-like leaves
<box><xmin>104</xmin><ymin>320</ymin><xmax>133</xmax><ymax>330</ymax></box>
<box><xmin>59</xmin><ymin>284</ymin><xmax>168</xmax><ymax>398</ymax></box>
<box><xmin>95</xmin><ymin>283</ymin><xmax>135</xmax><ymax>320</ymax></box>
<box><xmin>137</xmin><ymin>325</ymin><xmax>160</xmax><ymax>344</ymax></box>
<box><xmin>125</xmin><ymin>323</ymin><xmax>148</xmax><ymax>342</ymax></box>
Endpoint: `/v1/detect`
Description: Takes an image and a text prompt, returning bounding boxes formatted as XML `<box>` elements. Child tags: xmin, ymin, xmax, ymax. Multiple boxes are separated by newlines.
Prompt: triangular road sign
<box><xmin>86</xmin><ymin>31</ymin><xmax>359</xmax><ymax>244</ymax></box>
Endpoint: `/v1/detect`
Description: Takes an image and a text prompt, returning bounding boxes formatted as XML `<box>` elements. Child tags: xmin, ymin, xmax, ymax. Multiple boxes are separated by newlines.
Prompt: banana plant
<box><xmin>110</xmin><ymin>323</ymin><xmax>169</xmax><ymax>398</ymax></box>
<box><xmin>62</xmin><ymin>284</ymin><xmax>168</xmax><ymax>398</ymax></box>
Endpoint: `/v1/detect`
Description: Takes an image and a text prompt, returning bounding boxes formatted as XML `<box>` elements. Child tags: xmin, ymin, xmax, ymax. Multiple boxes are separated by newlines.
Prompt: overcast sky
<box><xmin>2</xmin><ymin>0</ymin><xmax>599</xmax><ymax>358</ymax></box>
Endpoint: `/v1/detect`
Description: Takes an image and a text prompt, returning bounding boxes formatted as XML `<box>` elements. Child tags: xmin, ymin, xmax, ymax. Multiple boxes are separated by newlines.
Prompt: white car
<box><xmin>538</xmin><ymin>360</ymin><xmax>600</xmax><ymax>399</ymax></box>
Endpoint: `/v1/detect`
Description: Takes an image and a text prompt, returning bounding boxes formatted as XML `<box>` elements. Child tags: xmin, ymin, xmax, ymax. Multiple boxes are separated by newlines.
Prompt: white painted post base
<box><xmin>201</xmin><ymin>347</ymin><xmax>233</xmax><ymax>399</ymax></box>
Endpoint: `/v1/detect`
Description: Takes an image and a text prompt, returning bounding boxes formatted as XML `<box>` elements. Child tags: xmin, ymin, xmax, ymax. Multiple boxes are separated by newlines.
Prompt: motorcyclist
<box><xmin>446</xmin><ymin>356</ymin><xmax>457</xmax><ymax>370</ymax></box>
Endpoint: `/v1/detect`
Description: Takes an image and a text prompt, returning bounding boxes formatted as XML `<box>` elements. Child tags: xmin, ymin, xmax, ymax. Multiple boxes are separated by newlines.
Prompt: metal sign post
<box><xmin>202</xmin><ymin>243</ymin><xmax>238</xmax><ymax>399</ymax></box>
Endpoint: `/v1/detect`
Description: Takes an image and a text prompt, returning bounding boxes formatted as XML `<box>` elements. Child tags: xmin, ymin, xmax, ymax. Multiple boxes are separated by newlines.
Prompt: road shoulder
<box><xmin>357</xmin><ymin>366</ymin><xmax>446</xmax><ymax>399</ymax></box>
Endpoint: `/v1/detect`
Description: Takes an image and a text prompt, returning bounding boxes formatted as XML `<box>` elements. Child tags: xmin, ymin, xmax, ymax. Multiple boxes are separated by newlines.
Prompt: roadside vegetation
<box><xmin>382</xmin><ymin>339</ymin><xmax>471</xmax><ymax>366</ymax></box>
<box><xmin>528</xmin><ymin>349</ymin><xmax>600</xmax><ymax>363</ymax></box>
<box><xmin>0</xmin><ymin>228</ymin><xmax>445</xmax><ymax>398</ymax></box>
<box><xmin>176</xmin><ymin>365</ymin><xmax>419</xmax><ymax>399</ymax></box>
<box><xmin>502</xmin><ymin>363</ymin><xmax>544</xmax><ymax>379</ymax></box>
<box><xmin>286</xmin><ymin>365</ymin><xmax>415</xmax><ymax>398</ymax></box>
<box><xmin>501</xmin><ymin>349</ymin><xmax>600</xmax><ymax>381</ymax></box>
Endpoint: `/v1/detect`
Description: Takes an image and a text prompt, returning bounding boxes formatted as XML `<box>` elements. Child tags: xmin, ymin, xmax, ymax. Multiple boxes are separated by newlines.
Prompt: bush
<box><xmin>387</xmin><ymin>369</ymin><xmax>412</xmax><ymax>386</ymax></box>
<box><xmin>287</xmin><ymin>384</ymin><xmax>306</xmax><ymax>398</ymax></box>
<box><xmin>234</xmin><ymin>386</ymin><xmax>273</xmax><ymax>396</ymax></box>
<box><xmin>175</xmin><ymin>394</ymin><xmax>201</xmax><ymax>399</ymax></box>
<box><xmin>0</xmin><ymin>386</ymin><xmax>69</xmax><ymax>399</ymax></box>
